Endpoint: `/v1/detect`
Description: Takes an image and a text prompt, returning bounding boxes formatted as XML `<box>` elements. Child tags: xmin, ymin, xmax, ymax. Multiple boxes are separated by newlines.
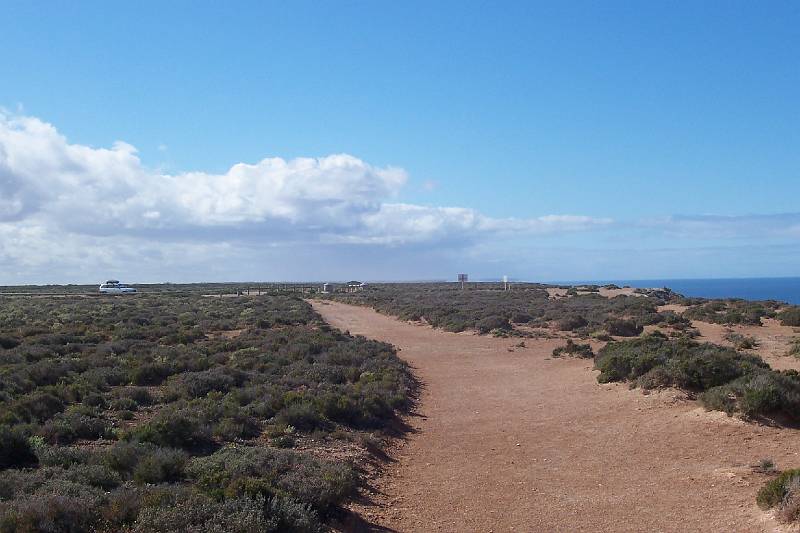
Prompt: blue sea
<box><xmin>562</xmin><ymin>278</ymin><xmax>800</xmax><ymax>305</ymax></box>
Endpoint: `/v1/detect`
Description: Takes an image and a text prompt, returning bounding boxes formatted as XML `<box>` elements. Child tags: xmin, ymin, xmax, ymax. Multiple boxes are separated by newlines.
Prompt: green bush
<box><xmin>724</xmin><ymin>331</ymin><xmax>758</xmax><ymax>350</ymax></box>
<box><xmin>556</xmin><ymin>315</ymin><xmax>588</xmax><ymax>331</ymax></box>
<box><xmin>131</xmin><ymin>363</ymin><xmax>173</xmax><ymax>386</ymax></box>
<box><xmin>476</xmin><ymin>316</ymin><xmax>511</xmax><ymax>334</ymax></box>
<box><xmin>552</xmin><ymin>340</ymin><xmax>594</xmax><ymax>358</ymax></box>
<box><xmin>187</xmin><ymin>446</ymin><xmax>357</xmax><ymax>513</ymax></box>
<box><xmin>605</xmin><ymin>319</ymin><xmax>643</xmax><ymax>337</ymax></box>
<box><xmin>131</xmin><ymin>492</ymin><xmax>320</xmax><ymax>533</ymax></box>
<box><xmin>0</xmin><ymin>426</ymin><xmax>37</xmax><ymax>469</ymax></box>
<box><xmin>0</xmin><ymin>337</ymin><xmax>21</xmax><ymax>350</ymax></box>
<box><xmin>104</xmin><ymin>441</ymin><xmax>153</xmax><ymax>475</ymax></box>
<box><xmin>118</xmin><ymin>387</ymin><xmax>154</xmax><ymax>406</ymax></box>
<box><xmin>128</xmin><ymin>409</ymin><xmax>209</xmax><ymax>449</ymax></box>
<box><xmin>40</xmin><ymin>411</ymin><xmax>111</xmax><ymax>444</ymax></box>
<box><xmin>595</xmin><ymin>335</ymin><xmax>765</xmax><ymax>390</ymax></box>
<box><xmin>63</xmin><ymin>463</ymin><xmax>121</xmax><ymax>491</ymax></box>
<box><xmin>0</xmin><ymin>293</ymin><xmax>413</xmax><ymax>531</ymax></box>
<box><xmin>34</xmin><ymin>445</ymin><xmax>91</xmax><ymax>468</ymax></box>
<box><xmin>757</xmin><ymin>469</ymin><xmax>800</xmax><ymax>509</ymax></box>
<box><xmin>700</xmin><ymin>370</ymin><xmax>800</xmax><ymax>420</ymax></box>
<box><xmin>791</xmin><ymin>339</ymin><xmax>800</xmax><ymax>357</ymax></box>
<box><xmin>275</xmin><ymin>403</ymin><xmax>325</xmax><ymax>432</ymax></box>
<box><xmin>685</xmin><ymin>299</ymin><xmax>778</xmax><ymax>326</ymax></box>
<box><xmin>0</xmin><ymin>492</ymin><xmax>102</xmax><ymax>532</ymax></box>
<box><xmin>778</xmin><ymin>307</ymin><xmax>800</xmax><ymax>327</ymax></box>
<box><xmin>596</xmin><ymin>335</ymin><xmax>800</xmax><ymax>421</ymax></box>
<box><xmin>132</xmin><ymin>448</ymin><xmax>187</xmax><ymax>484</ymax></box>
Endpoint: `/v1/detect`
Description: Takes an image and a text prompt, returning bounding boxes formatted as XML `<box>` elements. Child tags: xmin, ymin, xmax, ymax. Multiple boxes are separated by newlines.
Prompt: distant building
<box><xmin>344</xmin><ymin>281</ymin><xmax>365</xmax><ymax>293</ymax></box>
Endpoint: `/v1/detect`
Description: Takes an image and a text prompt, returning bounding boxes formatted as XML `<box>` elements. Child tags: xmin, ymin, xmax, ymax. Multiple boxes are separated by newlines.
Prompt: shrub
<box><xmin>8</xmin><ymin>392</ymin><xmax>65</xmax><ymax>423</ymax></box>
<box><xmin>64</xmin><ymin>463</ymin><xmax>122</xmax><ymax>490</ymax></box>
<box><xmin>170</xmin><ymin>368</ymin><xmax>240</xmax><ymax>398</ymax></box>
<box><xmin>275</xmin><ymin>403</ymin><xmax>325</xmax><ymax>432</ymax></box>
<box><xmin>34</xmin><ymin>445</ymin><xmax>91</xmax><ymax>468</ymax></box>
<box><xmin>0</xmin><ymin>426</ymin><xmax>37</xmax><ymax>469</ymax></box>
<box><xmin>605</xmin><ymin>319</ymin><xmax>643</xmax><ymax>337</ymax></box>
<box><xmin>101</xmin><ymin>486</ymin><xmax>145</xmax><ymax>529</ymax></box>
<box><xmin>556</xmin><ymin>315</ymin><xmax>588</xmax><ymax>331</ymax></box>
<box><xmin>271</xmin><ymin>435</ymin><xmax>296</xmax><ymax>448</ymax></box>
<box><xmin>213</xmin><ymin>416</ymin><xmax>261</xmax><ymax>441</ymax></box>
<box><xmin>111</xmin><ymin>397</ymin><xmax>139</xmax><ymax>411</ymax></box>
<box><xmin>686</xmin><ymin>299</ymin><xmax>776</xmax><ymax>326</ymax></box>
<box><xmin>133</xmin><ymin>448</ymin><xmax>188</xmax><ymax>484</ymax></box>
<box><xmin>118</xmin><ymin>386</ymin><xmax>154</xmax><ymax>406</ymax></box>
<box><xmin>700</xmin><ymin>370</ymin><xmax>800</xmax><ymax>420</ymax></box>
<box><xmin>130</xmin><ymin>492</ymin><xmax>321</xmax><ymax>533</ymax></box>
<box><xmin>510</xmin><ymin>312</ymin><xmax>532</xmax><ymax>324</ymax></box>
<box><xmin>187</xmin><ymin>446</ymin><xmax>357</xmax><ymax>513</ymax></box>
<box><xmin>724</xmin><ymin>331</ymin><xmax>758</xmax><ymax>350</ymax></box>
<box><xmin>757</xmin><ymin>469</ymin><xmax>800</xmax><ymax>509</ymax></box>
<box><xmin>476</xmin><ymin>316</ymin><xmax>511</xmax><ymax>334</ymax></box>
<box><xmin>40</xmin><ymin>411</ymin><xmax>111</xmax><ymax>444</ymax></box>
<box><xmin>552</xmin><ymin>340</ymin><xmax>593</xmax><ymax>358</ymax></box>
<box><xmin>778</xmin><ymin>307</ymin><xmax>800</xmax><ymax>327</ymax></box>
<box><xmin>128</xmin><ymin>409</ymin><xmax>209</xmax><ymax>449</ymax></box>
<box><xmin>595</xmin><ymin>335</ymin><xmax>766</xmax><ymax>391</ymax></box>
<box><xmin>0</xmin><ymin>293</ymin><xmax>413</xmax><ymax>531</ymax></box>
<box><xmin>131</xmin><ymin>363</ymin><xmax>173</xmax><ymax>386</ymax></box>
<box><xmin>83</xmin><ymin>392</ymin><xmax>107</xmax><ymax>408</ymax></box>
<box><xmin>0</xmin><ymin>337</ymin><xmax>21</xmax><ymax>350</ymax></box>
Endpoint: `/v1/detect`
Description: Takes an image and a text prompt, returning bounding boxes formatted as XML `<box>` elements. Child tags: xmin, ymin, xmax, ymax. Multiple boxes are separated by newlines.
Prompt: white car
<box><xmin>99</xmin><ymin>280</ymin><xmax>137</xmax><ymax>294</ymax></box>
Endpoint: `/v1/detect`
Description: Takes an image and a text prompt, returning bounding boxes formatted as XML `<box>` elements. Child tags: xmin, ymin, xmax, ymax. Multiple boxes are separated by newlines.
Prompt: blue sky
<box><xmin>0</xmin><ymin>1</ymin><xmax>798</xmax><ymax>283</ymax></box>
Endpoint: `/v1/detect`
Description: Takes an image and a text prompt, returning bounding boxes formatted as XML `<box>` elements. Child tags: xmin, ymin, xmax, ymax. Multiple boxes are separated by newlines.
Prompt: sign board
<box><xmin>458</xmin><ymin>273</ymin><xmax>468</xmax><ymax>282</ymax></box>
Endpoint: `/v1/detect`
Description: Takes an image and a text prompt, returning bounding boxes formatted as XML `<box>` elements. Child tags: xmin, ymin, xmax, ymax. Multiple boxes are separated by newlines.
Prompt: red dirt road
<box><xmin>313</xmin><ymin>301</ymin><xmax>800</xmax><ymax>532</ymax></box>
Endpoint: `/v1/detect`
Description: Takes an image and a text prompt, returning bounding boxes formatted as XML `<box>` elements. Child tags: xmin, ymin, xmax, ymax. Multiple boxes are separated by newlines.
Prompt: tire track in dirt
<box><xmin>313</xmin><ymin>300</ymin><xmax>799</xmax><ymax>532</ymax></box>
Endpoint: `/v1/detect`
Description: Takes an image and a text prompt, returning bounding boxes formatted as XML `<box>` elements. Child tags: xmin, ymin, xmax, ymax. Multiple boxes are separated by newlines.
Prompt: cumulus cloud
<box><xmin>3</xmin><ymin>112</ymin><xmax>799</xmax><ymax>284</ymax></box>
<box><xmin>0</xmin><ymin>112</ymin><xmax>611</xmax><ymax>276</ymax></box>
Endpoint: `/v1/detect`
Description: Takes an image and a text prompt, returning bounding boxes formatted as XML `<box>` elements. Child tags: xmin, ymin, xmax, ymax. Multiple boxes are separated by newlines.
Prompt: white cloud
<box><xmin>3</xmin><ymin>112</ymin><xmax>799</xmax><ymax>284</ymax></box>
<box><xmin>0</xmin><ymin>112</ymin><xmax>612</xmax><ymax>283</ymax></box>
<box><xmin>640</xmin><ymin>213</ymin><xmax>800</xmax><ymax>240</ymax></box>
<box><xmin>331</xmin><ymin>204</ymin><xmax>612</xmax><ymax>245</ymax></box>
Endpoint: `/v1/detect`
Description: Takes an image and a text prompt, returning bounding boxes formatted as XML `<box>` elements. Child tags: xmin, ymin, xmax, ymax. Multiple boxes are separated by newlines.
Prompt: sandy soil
<box><xmin>656</xmin><ymin>305</ymin><xmax>800</xmax><ymax>371</ymax></box>
<box><xmin>598</xmin><ymin>287</ymin><xmax>643</xmax><ymax>298</ymax></box>
<box><xmin>313</xmin><ymin>301</ymin><xmax>800</xmax><ymax>533</ymax></box>
<box><xmin>546</xmin><ymin>287</ymin><xmax>643</xmax><ymax>299</ymax></box>
<box><xmin>545</xmin><ymin>287</ymin><xmax>568</xmax><ymax>298</ymax></box>
<box><xmin>691</xmin><ymin>319</ymin><xmax>800</xmax><ymax>371</ymax></box>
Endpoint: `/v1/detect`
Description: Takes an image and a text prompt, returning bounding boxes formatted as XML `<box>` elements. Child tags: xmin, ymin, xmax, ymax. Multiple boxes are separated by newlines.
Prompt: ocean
<box><xmin>562</xmin><ymin>277</ymin><xmax>800</xmax><ymax>305</ymax></box>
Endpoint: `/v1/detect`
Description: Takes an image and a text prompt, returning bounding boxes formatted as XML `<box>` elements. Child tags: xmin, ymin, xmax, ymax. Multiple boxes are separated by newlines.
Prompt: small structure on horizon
<box><xmin>344</xmin><ymin>281</ymin><xmax>365</xmax><ymax>293</ymax></box>
<box><xmin>458</xmin><ymin>273</ymin><xmax>468</xmax><ymax>289</ymax></box>
<box><xmin>322</xmin><ymin>281</ymin><xmax>365</xmax><ymax>293</ymax></box>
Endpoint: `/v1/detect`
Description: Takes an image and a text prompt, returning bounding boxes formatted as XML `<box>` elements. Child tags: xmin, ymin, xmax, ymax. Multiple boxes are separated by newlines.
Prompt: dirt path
<box><xmin>313</xmin><ymin>301</ymin><xmax>800</xmax><ymax>532</ymax></box>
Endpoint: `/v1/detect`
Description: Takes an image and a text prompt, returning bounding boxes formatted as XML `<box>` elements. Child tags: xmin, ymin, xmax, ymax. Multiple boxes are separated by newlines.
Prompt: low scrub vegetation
<box><xmin>324</xmin><ymin>283</ymin><xmax>674</xmax><ymax>336</ymax></box>
<box><xmin>0</xmin><ymin>294</ymin><xmax>413</xmax><ymax>531</ymax></box>
<box><xmin>596</xmin><ymin>333</ymin><xmax>800</xmax><ymax>421</ymax></box>
<box><xmin>552</xmin><ymin>340</ymin><xmax>594</xmax><ymax>358</ymax></box>
<box><xmin>682</xmin><ymin>299</ymin><xmax>780</xmax><ymax>326</ymax></box>
<box><xmin>778</xmin><ymin>307</ymin><xmax>800</xmax><ymax>327</ymax></box>
<box><xmin>790</xmin><ymin>339</ymin><xmax>800</xmax><ymax>357</ymax></box>
<box><xmin>723</xmin><ymin>331</ymin><xmax>758</xmax><ymax>350</ymax></box>
<box><xmin>757</xmin><ymin>469</ymin><xmax>800</xmax><ymax>523</ymax></box>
